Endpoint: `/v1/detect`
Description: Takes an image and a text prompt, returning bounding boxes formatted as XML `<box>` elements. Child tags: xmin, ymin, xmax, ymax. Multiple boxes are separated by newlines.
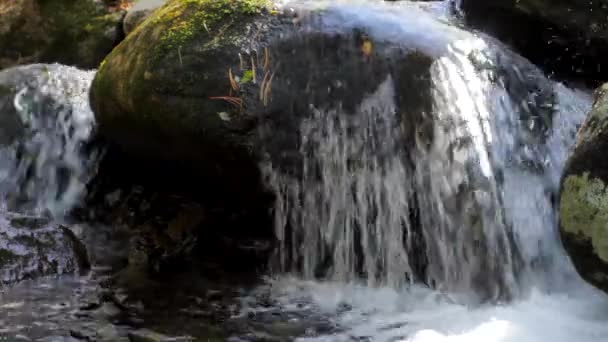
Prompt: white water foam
<box><xmin>246</xmin><ymin>277</ymin><xmax>608</xmax><ymax>342</ymax></box>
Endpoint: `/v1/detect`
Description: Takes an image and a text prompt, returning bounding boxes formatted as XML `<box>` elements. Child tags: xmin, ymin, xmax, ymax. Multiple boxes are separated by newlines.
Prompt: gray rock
<box><xmin>0</xmin><ymin>213</ymin><xmax>90</xmax><ymax>285</ymax></box>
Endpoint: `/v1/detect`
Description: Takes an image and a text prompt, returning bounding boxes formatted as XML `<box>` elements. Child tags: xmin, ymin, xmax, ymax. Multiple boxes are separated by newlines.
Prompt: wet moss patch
<box><xmin>560</xmin><ymin>173</ymin><xmax>608</xmax><ymax>263</ymax></box>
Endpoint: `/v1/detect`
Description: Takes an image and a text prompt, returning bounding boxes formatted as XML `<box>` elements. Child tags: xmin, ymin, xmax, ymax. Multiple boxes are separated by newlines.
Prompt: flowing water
<box><xmin>1</xmin><ymin>1</ymin><xmax>608</xmax><ymax>341</ymax></box>
<box><xmin>255</xmin><ymin>0</ymin><xmax>608</xmax><ymax>341</ymax></box>
<box><xmin>0</xmin><ymin>64</ymin><xmax>98</xmax><ymax>217</ymax></box>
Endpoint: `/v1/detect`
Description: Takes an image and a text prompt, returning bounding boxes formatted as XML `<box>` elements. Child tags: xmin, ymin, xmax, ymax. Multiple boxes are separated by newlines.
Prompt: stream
<box><xmin>2</xmin><ymin>0</ymin><xmax>608</xmax><ymax>341</ymax></box>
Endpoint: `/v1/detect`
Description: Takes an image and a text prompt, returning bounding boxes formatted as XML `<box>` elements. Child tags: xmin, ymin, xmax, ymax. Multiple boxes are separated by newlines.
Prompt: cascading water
<box><xmin>268</xmin><ymin>76</ymin><xmax>419</xmax><ymax>288</ymax></box>
<box><xmin>265</xmin><ymin>0</ymin><xmax>582</xmax><ymax>300</ymax></box>
<box><xmin>0</xmin><ymin>64</ymin><xmax>98</xmax><ymax>284</ymax></box>
<box><xmin>250</xmin><ymin>1</ymin><xmax>608</xmax><ymax>341</ymax></box>
<box><xmin>0</xmin><ymin>64</ymin><xmax>97</xmax><ymax>217</ymax></box>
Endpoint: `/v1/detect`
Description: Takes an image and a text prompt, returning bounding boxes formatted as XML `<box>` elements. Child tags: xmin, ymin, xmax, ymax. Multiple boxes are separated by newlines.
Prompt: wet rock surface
<box><xmin>0</xmin><ymin>213</ymin><xmax>89</xmax><ymax>285</ymax></box>
<box><xmin>460</xmin><ymin>0</ymin><xmax>608</xmax><ymax>85</ymax></box>
<box><xmin>0</xmin><ymin>264</ymin><xmax>339</xmax><ymax>341</ymax></box>
<box><xmin>559</xmin><ymin>83</ymin><xmax>608</xmax><ymax>294</ymax></box>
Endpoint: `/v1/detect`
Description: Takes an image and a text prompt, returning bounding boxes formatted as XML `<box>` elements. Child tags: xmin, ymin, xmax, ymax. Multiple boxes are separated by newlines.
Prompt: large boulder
<box><xmin>460</xmin><ymin>0</ymin><xmax>608</xmax><ymax>84</ymax></box>
<box><xmin>90</xmin><ymin>0</ymin><xmax>441</xmax><ymax>280</ymax></box>
<box><xmin>90</xmin><ymin>0</ymin><xmax>560</xmax><ymax>297</ymax></box>
<box><xmin>89</xmin><ymin>0</ymin><xmax>440</xmax><ymax>243</ymax></box>
<box><xmin>0</xmin><ymin>0</ymin><xmax>125</xmax><ymax>70</ymax></box>
<box><xmin>559</xmin><ymin>83</ymin><xmax>608</xmax><ymax>293</ymax></box>
<box><xmin>91</xmin><ymin>0</ymin><xmax>285</xmax><ymax>248</ymax></box>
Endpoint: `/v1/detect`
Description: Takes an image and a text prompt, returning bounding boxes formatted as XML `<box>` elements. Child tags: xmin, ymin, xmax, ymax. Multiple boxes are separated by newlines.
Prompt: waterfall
<box><xmin>0</xmin><ymin>64</ymin><xmax>98</xmax><ymax>217</ymax></box>
<box><xmin>263</xmin><ymin>0</ymin><xmax>592</xmax><ymax>302</ymax></box>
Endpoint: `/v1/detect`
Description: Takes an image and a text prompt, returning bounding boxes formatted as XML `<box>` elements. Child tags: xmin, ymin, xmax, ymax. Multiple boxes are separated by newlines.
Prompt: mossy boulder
<box><xmin>559</xmin><ymin>83</ymin><xmax>608</xmax><ymax>293</ymax></box>
<box><xmin>90</xmin><ymin>0</ymin><xmax>445</xmax><ymax>207</ymax></box>
<box><xmin>460</xmin><ymin>0</ymin><xmax>608</xmax><ymax>84</ymax></box>
<box><xmin>0</xmin><ymin>0</ymin><xmax>125</xmax><ymax>70</ymax></box>
<box><xmin>91</xmin><ymin>0</ymin><xmax>282</xmax><ymax>240</ymax></box>
<box><xmin>90</xmin><ymin>0</ymin><xmax>559</xmax><ymax>292</ymax></box>
<box><xmin>90</xmin><ymin>0</ymin><xmax>445</xmax><ymax>271</ymax></box>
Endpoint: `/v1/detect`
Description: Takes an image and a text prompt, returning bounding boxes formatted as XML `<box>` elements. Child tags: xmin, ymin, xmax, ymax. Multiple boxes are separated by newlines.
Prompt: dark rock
<box><xmin>90</xmin><ymin>0</ymin><xmax>558</xmax><ymax>295</ymax></box>
<box><xmin>70</xmin><ymin>329</ymin><xmax>95</xmax><ymax>341</ymax></box>
<box><xmin>460</xmin><ymin>0</ymin><xmax>608</xmax><ymax>85</ymax></box>
<box><xmin>559</xmin><ymin>83</ymin><xmax>608</xmax><ymax>293</ymax></box>
<box><xmin>89</xmin><ymin>0</ymin><xmax>435</xmax><ymax>253</ymax></box>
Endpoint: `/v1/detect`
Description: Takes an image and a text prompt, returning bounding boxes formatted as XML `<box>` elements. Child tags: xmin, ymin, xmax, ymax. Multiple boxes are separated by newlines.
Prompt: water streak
<box><xmin>264</xmin><ymin>1</ymin><xmax>592</xmax><ymax>302</ymax></box>
<box><xmin>0</xmin><ymin>64</ymin><xmax>98</xmax><ymax>217</ymax></box>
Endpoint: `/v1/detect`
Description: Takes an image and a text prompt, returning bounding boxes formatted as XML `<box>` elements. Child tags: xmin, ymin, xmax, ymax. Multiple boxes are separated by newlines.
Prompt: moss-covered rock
<box><xmin>559</xmin><ymin>83</ymin><xmax>608</xmax><ymax>293</ymax></box>
<box><xmin>460</xmin><ymin>0</ymin><xmax>608</xmax><ymax>84</ymax></box>
<box><xmin>90</xmin><ymin>0</ymin><xmax>559</xmax><ymax>287</ymax></box>
<box><xmin>0</xmin><ymin>0</ymin><xmax>126</xmax><ymax>70</ymax></box>
<box><xmin>91</xmin><ymin>0</ymin><xmax>281</xmax><ymax>244</ymax></box>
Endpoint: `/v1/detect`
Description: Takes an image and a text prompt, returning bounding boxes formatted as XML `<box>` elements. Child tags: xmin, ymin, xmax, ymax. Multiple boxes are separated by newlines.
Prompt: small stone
<box><xmin>70</xmin><ymin>329</ymin><xmax>94</xmax><ymax>341</ymax></box>
<box><xmin>128</xmin><ymin>329</ymin><xmax>193</xmax><ymax>342</ymax></box>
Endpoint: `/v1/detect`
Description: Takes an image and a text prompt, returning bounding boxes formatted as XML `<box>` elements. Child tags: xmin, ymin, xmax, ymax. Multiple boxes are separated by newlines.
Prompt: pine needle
<box><xmin>209</xmin><ymin>96</ymin><xmax>243</xmax><ymax>108</ymax></box>
<box><xmin>228</xmin><ymin>68</ymin><xmax>239</xmax><ymax>91</ymax></box>
<box><xmin>263</xmin><ymin>72</ymin><xmax>275</xmax><ymax>106</ymax></box>
<box><xmin>251</xmin><ymin>56</ymin><xmax>257</xmax><ymax>84</ymax></box>
<box><xmin>263</xmin><ymin>47</ymin><xmax>270</xmax><ymax>71</ymax></box>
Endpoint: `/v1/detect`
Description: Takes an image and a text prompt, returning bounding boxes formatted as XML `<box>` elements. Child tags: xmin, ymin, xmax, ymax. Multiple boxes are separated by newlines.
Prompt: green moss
<box><xmin>560</xmin><ymin>172</ymin><xmax>608</xmax><ymax>263</ymax></box>
<box><xmin>147</xmin><ymin>0</ymin><xmax>270</xmax><ymax>58</ymax></box>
